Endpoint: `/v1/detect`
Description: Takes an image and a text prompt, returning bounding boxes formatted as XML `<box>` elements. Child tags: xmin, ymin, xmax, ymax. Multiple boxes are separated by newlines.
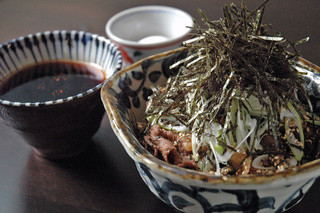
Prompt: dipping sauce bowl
<box><xmin>0</xmin><ymin>30</ymin><xmax>122</xmax><ymax>159</ymax></box>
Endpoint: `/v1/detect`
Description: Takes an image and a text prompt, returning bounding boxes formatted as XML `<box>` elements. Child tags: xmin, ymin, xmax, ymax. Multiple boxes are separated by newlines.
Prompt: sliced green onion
<box><xmin>214</xmin><ymin>144</ymin><xmax>225</xmax><ymax>155</ymax></box>
<box><xmin>305</xmin><ymin>119</ymin><xmax>320</xmax><ymax>126</ymax></box>
<box><xmin>158</xmin><ymin>116</ymin><xmax>189</xmax><ymax>132</ymax></box>
<box><xmin>287</xmin><ymin>102</ymin><xmax>304</xmax><ymax>148</ymax></box>
<box><xmin>285</xmin><ymin>118</ymin><xmax>303</xmax><ymax>161</ymax></box>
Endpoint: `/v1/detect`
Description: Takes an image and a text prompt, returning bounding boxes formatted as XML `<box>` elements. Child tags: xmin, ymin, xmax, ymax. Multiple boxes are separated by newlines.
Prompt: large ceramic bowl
<box><xmin>0</xmin><ymin>30</ymin><xmax>122</xmax><ymax>159</ymax></box>
<box><xmin>101</xmin><ymin>48</ymin><xmax>320</xmax><ymax>212</ymax></box>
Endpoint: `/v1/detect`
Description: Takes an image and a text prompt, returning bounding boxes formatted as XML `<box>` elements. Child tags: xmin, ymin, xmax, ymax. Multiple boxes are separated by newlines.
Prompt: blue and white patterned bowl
<box><xmin>101</xmin><ymin>47</ymin><xmax>320</xmax><ymax>212</ymax></box>
<box><xmin>0</xmin><ymin>30</ymin><xmax>122</xmax><ymax>159</ymax></box>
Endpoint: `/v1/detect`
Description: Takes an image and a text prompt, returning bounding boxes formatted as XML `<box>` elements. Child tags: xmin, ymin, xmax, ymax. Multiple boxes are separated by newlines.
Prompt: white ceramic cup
<box><xmin>106</xmin><ymin>5</ymin><xmax>193</xmax><ymax>66</ymax></box>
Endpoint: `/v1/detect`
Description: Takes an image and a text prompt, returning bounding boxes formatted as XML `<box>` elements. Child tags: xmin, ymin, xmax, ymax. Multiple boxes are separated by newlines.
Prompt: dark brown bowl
<box><xmin>0</xmin><ymin>31</ymin><xmax>122</xmax><ymax>159</ymax></box>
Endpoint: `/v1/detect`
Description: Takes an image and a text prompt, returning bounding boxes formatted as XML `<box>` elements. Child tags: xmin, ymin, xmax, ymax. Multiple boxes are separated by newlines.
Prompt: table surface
<box><xmin>0</xmin><ymin>0</ymin><xmax>319</xmax><ymax>212</ymax></box>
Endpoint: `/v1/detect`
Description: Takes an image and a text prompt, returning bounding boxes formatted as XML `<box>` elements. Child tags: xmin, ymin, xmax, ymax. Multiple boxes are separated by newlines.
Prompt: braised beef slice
<box><xmin>143</xmin><ymin>125</ymin><xmax>198</xmax><ymax>170</ymax></box>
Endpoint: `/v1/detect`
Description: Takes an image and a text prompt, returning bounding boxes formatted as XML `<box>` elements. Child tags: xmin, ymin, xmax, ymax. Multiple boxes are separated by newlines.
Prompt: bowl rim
<box><xmin>101</xmin><ymin>47</ymin><xmax>320</xmax><ymax>187</ymax></box>
<box><xmin>105</xmin><ymin>5</ymin><xmax>194</xmax><ymax>49</ymax></box>
<box><xmin>0</xmin><ymin>30</ymin><xmax>122</xmax><ymax>107</ymax></box>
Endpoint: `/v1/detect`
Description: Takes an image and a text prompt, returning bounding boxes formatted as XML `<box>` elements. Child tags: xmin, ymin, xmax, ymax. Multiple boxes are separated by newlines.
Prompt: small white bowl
<box><xmin>106</xmin><ymin>5</ymin><xmax>193</xmax><ymax>66</ymax></box>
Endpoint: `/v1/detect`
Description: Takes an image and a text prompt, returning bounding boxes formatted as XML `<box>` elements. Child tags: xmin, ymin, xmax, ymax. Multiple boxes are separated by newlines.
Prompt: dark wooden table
<box><xmin>0</xmin><ymin>0</ymin><xmax>319</xmax><ymax>212</ymax></box>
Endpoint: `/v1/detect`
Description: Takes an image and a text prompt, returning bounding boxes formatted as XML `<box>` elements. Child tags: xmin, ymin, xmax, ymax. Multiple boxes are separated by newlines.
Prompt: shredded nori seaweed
<box><xmin>145</xmin><ymin>0</ymin><xmax>313</xmax><ymax>158</ymax></box>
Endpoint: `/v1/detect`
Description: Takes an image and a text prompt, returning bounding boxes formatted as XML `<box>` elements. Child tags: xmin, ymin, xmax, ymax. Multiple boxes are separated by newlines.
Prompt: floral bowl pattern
<box><xmin>101</xmin><ymin>48</ymin><xmax>320</xmax><ymax>212</ymax></box>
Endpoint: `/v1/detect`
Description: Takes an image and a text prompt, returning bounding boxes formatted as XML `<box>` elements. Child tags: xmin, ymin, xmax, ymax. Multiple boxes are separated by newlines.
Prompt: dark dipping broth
<box><xmin>0</xmin><ymin>61</ymin><xmax>106</xmax><ymax>103</ymax></box>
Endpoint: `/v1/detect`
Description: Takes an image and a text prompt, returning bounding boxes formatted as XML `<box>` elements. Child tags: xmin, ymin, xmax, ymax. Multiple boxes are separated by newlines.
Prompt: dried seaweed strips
<box><xmin>145</xmin><ymin>0</ymin><xmax>313</xmax><ymax>160</ymax></box>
